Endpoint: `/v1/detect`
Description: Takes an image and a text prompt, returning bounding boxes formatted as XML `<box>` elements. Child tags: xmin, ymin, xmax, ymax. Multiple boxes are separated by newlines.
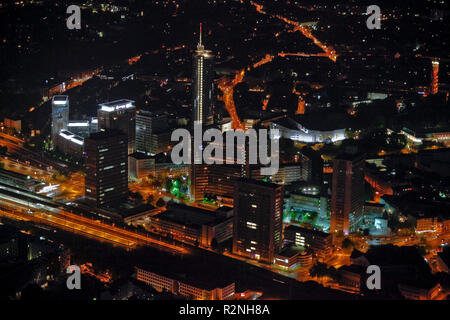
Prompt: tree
<box><xmin>309</xmin><ymin>262</ymin><xmax>329</xmax><ymax>278</ymax></box>
<box><xmin>146</xmin><ymin>194</ymin><xmax>155</xmax><ymax>204</ymax></box>
<box><xmin>310</xmin><ymin>262</ymin><xmax>340</xmax><ymax>281</ymax></box>
<box><xmin>156</xmin><ymin>198</ymin><xmax>166</xmax><ymax>207</ymax></box>
<box><xmin>342</xmin><ymin>238</ymin><xmax>355</xmax><ymax>253</ymax></box>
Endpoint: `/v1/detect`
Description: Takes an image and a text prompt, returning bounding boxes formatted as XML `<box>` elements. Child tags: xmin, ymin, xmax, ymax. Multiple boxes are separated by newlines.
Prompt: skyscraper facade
<box><xmin>192</xmin><ymin>24</ymin><xmax>214</xmax><ymax>126</ymax></box>
<box><xmin>330</xmin><ymin>152</ymin><xmax>365</xmax><ymax>235</ymax></box>
<box><xmin>51</xmin><ymin>95</ymin><xmax>69</xmax><ymax>145</ymax></box>
<box><xmin>136</xmin><ymin>110</ymin><xmax>170</xmax><ymax>155</ymax></box>
<box><xmin>97</xmin><ymin>99</ymin><xmax>136</xmax><ymax>154</ymax></box>
<box><xmin>190</xmin><ymin>136</ymin><xmax>250</xmax><ymax>205</ymax></box>
<box><xmin>232</xmin><ymin>178</ymin><xmax>283</xmax><ymax>264</ymax></box>
<box><xmin>84</xmin><ymin>130</ymin><xmax>128</xmax><ymax>208</ymax></box>
<box><xmin>300</xmin><ymin>146</ymin><xmax>324</xmax><ymax>186</ymax></box>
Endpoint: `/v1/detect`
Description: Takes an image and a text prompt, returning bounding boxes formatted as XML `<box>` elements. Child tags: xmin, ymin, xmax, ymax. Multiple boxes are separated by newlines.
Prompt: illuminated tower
<box><xmin>431</xmin><ymin>59</ymin><xmax>439</xmax><ymax>95</ymax></box>
<box><xmin>51</xmin><ymin>95</ymin><xmax>69</xmax><ymax>146</ymax></box>
<box><xmin>192</xmin><ymin>23</ymin><xmax>214</xmax><ymax>126</ymax></box>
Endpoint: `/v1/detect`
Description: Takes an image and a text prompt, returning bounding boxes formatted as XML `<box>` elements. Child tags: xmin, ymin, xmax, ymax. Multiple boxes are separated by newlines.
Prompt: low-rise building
<box><xmin>398</xmin><ymin>283</ymin><xmax>441</xmax><ymax>300</ymax></box>
<box><xmin>284</xmin><ymin>192</ymin><xmax>329</xmax><ymax>217</ymax></box>
<box><xmin>4</xmin><ymin>118</ymin><xmax>21</xmax><ymax>133</ymax></box>
<box><xmin>128</xmin><ymin>152</ymin><xmax>189</xmax><ymax>179</ymax></box>
<box><xmin>274</xmin><ymin>246</ymin><xmax>313</xmax><ymax>270</ymax></box>
<box><xmin>0</xmin><ymin>168</ymin><xmax>43</xmax><ymax>191</ymax></box>
<box><xmin>148</xmin><ymin>203</ymin><xmax>233</xmax><ymax>247</ymax></box>
<box><xmin>128</xmin><ymin>152</ymin><xmax>156</xmax><ymax>179</ymax></box>
<box><xmin>135</xmin><ymin>266</ymin><xmax>235</xmax><ymax>300</ymax></box>
<box><xmin>283</xmin><ymin>225</ymin><xmax>332</xmax><ymax>260</ymax></box>
<box><xmin>269</xmin><ymin>117</ymin><xmax>346</xmax><ymax>144</ymax></box>
<box><xmin>337</xmin><ymin>265</ymin><xmax>365</xmax><ymax>294</ymax></box>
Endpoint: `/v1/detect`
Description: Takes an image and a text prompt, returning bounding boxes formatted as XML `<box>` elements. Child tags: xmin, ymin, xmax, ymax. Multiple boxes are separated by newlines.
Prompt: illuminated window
<box><xmin>246</xmin><ymin>222</ymin><xmax>257</xmax><ymax>229</ymax></box>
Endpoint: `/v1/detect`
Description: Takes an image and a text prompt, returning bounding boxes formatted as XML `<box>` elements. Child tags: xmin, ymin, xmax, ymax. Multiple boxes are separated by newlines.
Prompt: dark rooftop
<box><xmin>236</xmin><ymin>178</ymin><xmax>282</xmax><ymax>190</ymax></box>
<box><xmin>151</xmin><ymin>203</ymin><xmax>231</xmax><ymax>228</ymax></box>
<box><xmin>128</xmin><ymin>152</ymin><xmax>156</xmax><ymax>160</ymax></box>
<box><xmin>284</xmin><ymin>225</ymin><xmax>331</xmax><ymax>239</ymax></box>
<box><xmin>87</xmin><ymin>129</ymin><xmax>126</xmax><ymax>140</ymax></box>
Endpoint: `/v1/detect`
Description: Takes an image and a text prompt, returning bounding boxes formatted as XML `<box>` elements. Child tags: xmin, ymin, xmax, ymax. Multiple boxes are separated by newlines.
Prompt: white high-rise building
<box><xmin>51</xmin><ymin>95</ymin><xmax>69</xmax><ymax>145</ymax></box>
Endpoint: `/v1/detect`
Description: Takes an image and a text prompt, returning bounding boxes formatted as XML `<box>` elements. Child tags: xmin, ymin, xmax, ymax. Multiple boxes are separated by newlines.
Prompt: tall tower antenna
<box><xmin>199</xmin><ymin>22</ymin><xmax>202</xmax><ymax>46</ymax></box>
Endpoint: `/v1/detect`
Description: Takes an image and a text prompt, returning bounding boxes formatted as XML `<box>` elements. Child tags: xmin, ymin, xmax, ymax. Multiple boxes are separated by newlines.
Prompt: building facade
<box><xmin>55</xmin><ymin>129</ymin><xmax>84</xmax><ymax>158</ymax></box>
<box><xmin>97</xmin><ymin>99</ymin><xmax>136</xmax><ymax>154</ymax></box>
<box><xmin>330</xmin><ymin>152</ymin><xmax>365</xmax><ymax>235</ymax></box>
<box><xmin>51</xmin><ymin>95</ymin><xmax>69</xmax><ymax>145</ymax></box>
<box><xmin>135</xmin><ymin>267</ymin><xmax>235</xmax><ymax>300</ymax></box>
<box><xmin>232</xmin><ymin>179</ymin><xmax>283</xmax><ymax>264</ymax></box>
<box><xmin>192</xmin><ymin>24</ymin><xmax>214</xmax><ymax>126</ymax></box>
<box><xmin>284</xmin><ymin>225</ymin><xmax>332</xmax><ymax>260</ymax></box>
<box><xmin>84</xmin><ymin>130</ymin><xmax>128</xmax><ymax>208</ymax></box>
<box><xmin>136</xmin><ymin>110</ymin><xmax>170</xmax><ymax>155</ymax></box>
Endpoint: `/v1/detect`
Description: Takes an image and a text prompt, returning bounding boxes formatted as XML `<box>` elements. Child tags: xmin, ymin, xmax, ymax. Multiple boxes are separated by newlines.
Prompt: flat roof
<box><xmin>277</xmin><ymin>246</ymin><xmax>304</xmax><ymax>258</ymax></box>
<box><xmin>0</xmin><ymin>167</ymin><xmax>34</xmax><ymax>181</ymax></box>
<box><xmin>236</xmin><ymin>178</ymin><xmax>282</xmax><ymax>190</ymax></box>
<box><xmin>135</xmin><ymin>263</ymin><xmax>233</xmax><ymax>291</ymax></box>
<box><xmin>52</xmin><ymin>95</ymin><xmax>68</xmax><ymax>101</ymax></box>
<box><xmin>98</xmin><ymin>99</ymin><xmax>135</xmax><ymax>112</ymax></box>
<box><xmin>152</xmin><ymin>203</ymin><xmax>230</xmax><ymax>228</ymax></box>
<box><xmin>129</xmin><ymin>152</ymin><xmax>156</xmax><ymax>160</ymax></box>
<box><xmin>59</xmin><ymin>130</ymin><xmax>84</xmax><ymax>145</ymax></box>
<box><xmin>403</xmin><ymin>126</ymin><xmax>450</xmax><ymax>136</ymax></box>
<box><xmin>284</xmin><ymin>225</ymin><xmax>331</xmax><ymax>238</ymax></box>
<box><xmin>87</xmin><ymin>129</ymin><xmax>126</xmax><ymax>140</ymax></box>
<box><xmin>334</xmin><ymin>151</ymin><xmax>365</xmax><ymax>162</ymax></box>
<box><xmin>68</xmin><ymin>121</ymin><xmax>89</xmax><ymax>127</ymax></box>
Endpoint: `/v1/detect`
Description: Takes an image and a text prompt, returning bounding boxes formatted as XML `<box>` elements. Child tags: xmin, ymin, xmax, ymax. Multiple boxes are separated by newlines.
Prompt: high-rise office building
<box><xmin>84</xmin><ymin>130</ymin><xmax>128</xmax><ymax>208</ymax></box>
<box><xmin>300</xmin><ymin>146</ymin><xmax>323</xmax><ymax>185</ymax></box>
<box><xmin>330</xmin><ymin>151</ymin><xmax>365</xmax><ymax>235</ymax></box>
<box><xmin>232</xmin><ymin>178</ymin><xmax>283</xmax><ymax>264</ymax></box>
<box><xmin>192</xmin><ymin>23</ymin><xmax>214</xmax><ymax>126</ymax></box>
<box><xmin>97</xmin><ymin>99</ymin><xmax>136</xmax><ymax>154</ymax></box>
<box><xmin>136</xmin><ymin>110</ymin><xmax>170</xmax><ymax>155</ymax></box>
<box><xmin>51</xmin><ymin>95</ymin><xmax>69</xmax><ymax>145</ymax></box>
<box><xmin>67</xmin><ymin>117</ymin><xmax>98</xmax><ymax>138</ymax></box>
<box><xmin>190</xmin><ymin>136</ymin><xmax>250</xmax><ymax>205</ymax></box>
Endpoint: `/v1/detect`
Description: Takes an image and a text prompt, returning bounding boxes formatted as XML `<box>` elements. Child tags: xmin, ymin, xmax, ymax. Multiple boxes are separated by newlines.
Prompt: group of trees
<box><xmin>203</xmin><ymin>193</ymin><xmax>218</xmax><ymax>204</ymax></box>
<box><xmin>309</xmin><ymin>262</ymin><xmax>339</xmax><ymax>281</ymax></box>
<box><xmin>341</xmin><ymin>237</ymin><xmax>355</xmax><ymax>253</ymax></box>
<box><xmin>285</xmin><ymin>209</ymin><xmax>319</xmax><ymax>227</ymax></box>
